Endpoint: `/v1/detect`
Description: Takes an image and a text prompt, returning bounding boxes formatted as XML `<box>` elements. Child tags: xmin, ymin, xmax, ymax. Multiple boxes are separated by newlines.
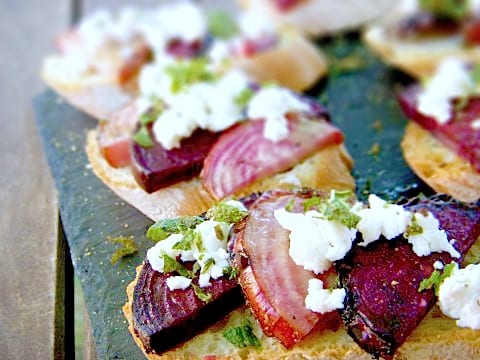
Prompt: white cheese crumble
<box><xmin>438</xmin><ymin>263</ymin><xmax>480</xmax><ymax>329</ymax></box>
<box><xmin>305</xmin><ymin>279</ymin><xmax>346</xmax><ymax>314</ymax></box>
<box><xmin>274</xmin><ymin>208</ymin><xmax>356</xmax><ymax>274</ymax></box>
<box><xmin>417</xmin><ymin>58</ymin><xmax>476</xmax><ymax>124</ymax></box>
<box><xmin>237</xmin><ymin>9</ymin><xmax>276</xmax><ymax>40</ymax></box>
<box><xmin>355</xmin><ymin>194</ymin><xmax>412</xmax><ymax>246</ymax></box>
<box><xmin>471</xmin><ymin>118</ymin><xmax>480</xmax><ymax>130</ymax></box>
<box><xmin>138</xmin><ymin>2</ymin><xmax>206</xmax><ymax>56</ymax></box>
<box><xmin>151</xmin><ymin>70</ymin><xmax>251</xmax><ymax>149</ymax></box>
<box><xmin>404</xmin><ymin>212</ymin><xmax>460</xmax><ymax>258</ymax></box>
<box><xmin>146</xmin><ymin>219</ymin><xmax>232</xmax><ymax>288</ymax></box>
<box><xmin>433</xmin><ymin>260</ymin><xmax>444</xmax><ymax>270</ymax></box>
<box><xmin>247</xmin><ymin>87</ymin><xmax>311</xmax><ymax>142</ymax></box>
<box><xmin>166</xmin><ymin>276</ymin><xmax>192</xmax><ymax>290</ymax></box>
<box><xmin>146</xmin><ymin>233</ymin><xmax>184</xmax><ymax>272</ymax></box>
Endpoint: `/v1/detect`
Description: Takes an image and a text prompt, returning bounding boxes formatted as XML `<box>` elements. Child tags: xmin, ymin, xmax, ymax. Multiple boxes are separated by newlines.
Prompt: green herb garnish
<box><xmin>162</xmin><ymin>253</ymin><xmax>196</xmax><ymax>278</ymax></box>
<box><xmin>419</xmin><ymin>0</ymin><xmax>468</xmax><ymax>21</ymax></box>
<box><xmin>418</xmin><ymin>262</ymin><xmax>457</xmax><ymax>296</ymax></box>
<box><xmin>206</xmin><ymin>202</ymin><xmax>248</xmax><ymax>224</ymax></box>
<box><xmin>208</xmin><ymin>10</ymin><xmax>239</xmax><ymax>39</ymax></box>
<box><xmin>223</xmin><ymin>324</ymin><xmax>261</xmax><ymax>349</ymax></box>
<box><xmin>305</xmin><ymin>190</ymin><xmax>360</xmax><ymax>229</ymax></box>
<box><xmin>223</xmin><ymin>266</ymin><xmax>239</xmax><ymax>280</ymax></box>
<box><xmin>146</xmin><ymin>216</ymin><xmax>204</xmax><ymax>243</ymax></box>
<box><xmin>193</xmin><ymin>284</ymin><xmax>213</xmax><ymax>302</ymax></box>
<box><xmin>109</xmin><ymin>236</ymin><xmax>138</xmax><ymax>264</ymax></box>
<box><xmin>139</xmin><ymin>98</ymin><xmax>164</xmax><ymax>126</ymax></box>
<box><xmin>234</xmin><ymin>87</ymin><xmax>255</xmax><ymax>107</ymax></box>
<box><xmin>165</xmin><ymin>58</ymin><xmax>216</xmax><ymax>93</ymax></box>
<box><xmin>404</xmin><ymin>217</ymin><xmax>424</xmax><ymax>238</ymax></box>
<box><xmin>133</xmin><ymin>126</ymin><xmax>154</xmax><ymax>148</ymax></box>
<box><xmin>201</xmin><ymin>258</ymin><xmax>215</xmax><ymax>274</ymax></box>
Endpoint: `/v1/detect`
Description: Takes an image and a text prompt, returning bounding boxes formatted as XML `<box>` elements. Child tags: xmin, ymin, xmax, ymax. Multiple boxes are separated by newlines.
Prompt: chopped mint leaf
<box><xmin>471</xmin><ymin>63</ymin><xmax>480</xmax><ymax>85</ymax></box>
<box><xmin>234</xmin><ymin>87</ymin><xmax>255</xmax><ymax>107</ymax></box>
<box><xmin>208</xmin><ymin>10</ymin><xmax>238</xmax><ymax>39</ymax></box>
<box><xmin>303</xmin><ymin>196</ymin><xmax>323</xmax><ymax>212</ymax></box>
<box><xmin>404</xmin><ymin>218</ymin><xmax>424</xmax><ymax>238</ymax></box>
<box><xmin>418</xmin><ymin>262</ymin><xmax>457</xmax><ymax>296</ymax></box>
<box><xmin>305</xmin><ymin>190</ymin><xmax>360</xmax><ymax>229</ymax></box>
<box><xmin>165</xmin><ymin>58</ymin><xmax>216</xmax><ymax>93</ymax></box>
<box><xmin>285</xmin><ymin>198</ymin><xmax>296</xmax><ymax>212</ymax></box>
<box><xmin>223</xmin><ymin>266</ymin><xmax>239</xmax><ymax>280</ymax></box>
<box><xmin>206</xmin><ymin>202</ymin><xmax>248</xmax><ymax>224</ymax></box>
<box><xmin>201</xmin><ymin>258</ymin><xmax>215</xmax><ymax>274</ymax></box>
<box><xmin>214</xmin><ymin>224</ymin><xmax>226</xmax><ymax>241</ymax></box>
<box><xmin>419</xmin><ymin>0</ymin><xmax>468</xmax><ymax>21</ymax></box>
<box><xmin>162</xmin><ymin>253</ymin><xmax>195</xmax><ymax>278</ymax></box>
<box><xmin>146</xmin><ymin>216</ymin><xmax>204</xmax><ymax>243</ymax></box>
<box><xmin>193</xmin><ymin>284</ymin><xmax>213</xmax><ymax>302</ymax></box>
<box><xmin>109</xmin><ymin>236</ymin><xmax>138</xmax><ymax>264</ymax></box>
<box><xmin>139</xmin><ymin>98</ymin><xmax>163</xmax><ymax>126</ymax></box>
<box><xmin>133</xmin><ymin>126</ymin><xmax>154</xmax><ymax>148</ymax></box>
<box><xmin>223</xmin><ymin>324</ymin><xmax>261</xmax><ymax>348</ymax></box>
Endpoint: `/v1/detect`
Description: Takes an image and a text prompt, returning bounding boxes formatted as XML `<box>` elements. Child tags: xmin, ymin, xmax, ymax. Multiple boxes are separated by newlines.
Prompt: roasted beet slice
<box><xmin>233</xmin><ymin>189</ymin><xmax>342</xmax><ymax>348</ymax></box>
<box><xmin>338</xmin><ymin>195</ymin><xmax>480</xmax><ymax>359</ymax></box>
<box><xmin>131</xmin><ymin>127</ymin><xmax>219</xmax><ymax>193</ymax></box>
<box><xmin>132</xmin><ymin>261</ymin><xmax>243</xmax><ymax>354</ymax></box>
<box><xmin>398</xmin><ymin>85</ymin><xmax>480</xmax><ymax>172</ymax></box>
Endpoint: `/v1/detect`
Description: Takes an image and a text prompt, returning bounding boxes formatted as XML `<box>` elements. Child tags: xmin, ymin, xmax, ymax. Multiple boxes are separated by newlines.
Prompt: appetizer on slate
<box><xmin>239</xmin><ymin>0</ymin><xmax>395</xmax><ymax>37</ymax></box>
<box><xmin>41</xmin><ymin>1</ymin><xmax>327</xmax><ymax>119</ymax></box>
<box><xmin>398</xmin><ymin>57</ymin><xmax>480</xmax><ymax>202</ymax></box>
<box><xmin>364</xmin><ymin>0</ymin><xmax>480</xmax><ymax>78</ymax></box>
<box><xmin>87</xmin><ymin>62</ymin><xmax>354</xmax><ymax>220</ymax></box>
<box><xmin>124</xmin><ymin>189</ymin><xmax>480</xmax><ymax>359</ymax></box>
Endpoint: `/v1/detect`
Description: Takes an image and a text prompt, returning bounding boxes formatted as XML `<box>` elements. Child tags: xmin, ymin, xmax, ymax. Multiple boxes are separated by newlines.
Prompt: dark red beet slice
<box><xmin>133</xmin><ymin>261</ymin><xmax>244</xmax><ymax>354</ymax></box>
<box><xmin>337</xmin><ymin>195</ymin><xmax>480</xmax><ymax>359</ymax></box>
<box><xmin>131</xmin><ymin>126</ymin><xmax>219</xmax><ymax>193</ymax></box>
<box><xmin>398</xmin><ymin>85</ymin><xmax>480</xmax><ymax>172</ymax></box>
<box><xmin>166</xmin><ymin>39</ymin><xmax>203</xmax><ymax>58</ymax></box>
<box><xmin>273</xmin><ymin>0</ymin><xmax>304</xmax><ymax>12</ymax></box>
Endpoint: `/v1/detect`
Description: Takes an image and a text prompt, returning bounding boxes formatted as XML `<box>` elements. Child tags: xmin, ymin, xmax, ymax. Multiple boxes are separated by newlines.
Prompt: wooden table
<box><xmin>0</xmin><ymin>1</ymin><xmax>234</xmax><ymax>359</ymax></box>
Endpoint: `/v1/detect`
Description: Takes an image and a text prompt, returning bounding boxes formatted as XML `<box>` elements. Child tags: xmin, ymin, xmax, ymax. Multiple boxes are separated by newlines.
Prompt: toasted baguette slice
<box><xmin>86</xmin><ymin>129</ymin><xmax>355</xmax><ymax>221</ymax></box>
<box><xmin>239</xmin><ymin>0</ymin><xmax>395</xmax><ymax>37</ymax></box>
<box><xmin>123</xmin><ymin>252</ymin><xmax>480</xmax><ymax>360</ymax></box>
<box><xmin>401</xmin><ymin>122</ymin><xmax>480</xmax><ymax>203</ymax></box>
<box><xmin>364</xmin><ymin>23</ymin><xmax>480</xmax><ymax>79</ymax></box>
<box><xmin>233</xmin><ymin>30</ymin><xmax>327</xmax><ymax>92</ymax></box>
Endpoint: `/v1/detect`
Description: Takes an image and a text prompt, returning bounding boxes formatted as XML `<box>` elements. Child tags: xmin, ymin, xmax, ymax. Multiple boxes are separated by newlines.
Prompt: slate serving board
<box><xmin>35</xmin><ymin>34</ymin><xmax>429</xmax><ymax>359</ymax></box>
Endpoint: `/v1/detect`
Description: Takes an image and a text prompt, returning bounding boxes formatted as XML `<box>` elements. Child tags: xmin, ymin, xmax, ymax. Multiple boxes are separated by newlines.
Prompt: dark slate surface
<box><xmin>34</xmin><ymin>35</ymin><xmax>430</xmax><ymax>359</ymax></box>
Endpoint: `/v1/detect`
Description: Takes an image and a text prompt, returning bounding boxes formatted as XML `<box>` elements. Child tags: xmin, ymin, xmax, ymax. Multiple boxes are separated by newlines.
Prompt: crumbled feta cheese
<box><xmin>433</xmin><ymin>260</ymin><xmax>444</xmax><ymax>270</ymax></box>
<box><xmin>208</xmin><ymin>40</ymin><xmax>232</xmax><ymax>67</ymax></box>
<box><xmin>305</xmin><ymin>279</ymin><xmax>346</xmax><ymax>314</ymax></box>
<box><xmin>438</xmin><ymin>263</ymin><xmax>480</xmax><ymax>329</ymax></box>
<box><xmin>151</xmin><ymin>70</ymin><xmax>251</xmax><ymax>149</ymax></box>
<box><xmin>471</xmin><ymin>119</ymin><xmax>480</xmax><ymax>130</ymax></box>
<box><xmin>146</xmin><ymin>233</ymin><xmax>184</xmax><ymax>272</ymax></box>
<box><xmin>139</xmin><ymin>2</ymin><xmax>206</xmax><ymax>55</ymax></box>
<box><xmin>166</xmin><ymin>276</ymin><xmax>192</xmax><ymax>290</ymax></box>
<box><xmin>355</xmin><ymin>194</ymin><xmax>412</xmax><ymax>246</ymax></box>
<box><xmin>405</xmin><ymin>212</ymin><xmax>460</xmax><ymax>258</ymax></box>
<box><xmin>238</xmin><ymin>9</ymin><xmax>276</xmax><ymax>40</ymax></box>
<box><xmin>146</xmin><ymin>218</ymin><xmax>234</xmax><ymax>289</ymax></box>
<box><xmin>247</xmin><ymin>87</ymin><xmax>311</xmax><ymax>142</ymax></box>
<box><xmin>274</xmin><ymin>208</ymin><xmax>356</xmax><ymax>274</ymax></box>
<box><xmin>417</xmin><ymin>58</ymin><xmax>475</xmax><ymax>124</ymax></box>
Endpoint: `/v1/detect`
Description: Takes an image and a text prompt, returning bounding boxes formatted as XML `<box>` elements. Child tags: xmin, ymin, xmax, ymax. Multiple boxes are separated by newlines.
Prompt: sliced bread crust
<box><xmin>401</xmin><ymin>122</ymin><xmax>480</xmax><ymax>203</ymax></box>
